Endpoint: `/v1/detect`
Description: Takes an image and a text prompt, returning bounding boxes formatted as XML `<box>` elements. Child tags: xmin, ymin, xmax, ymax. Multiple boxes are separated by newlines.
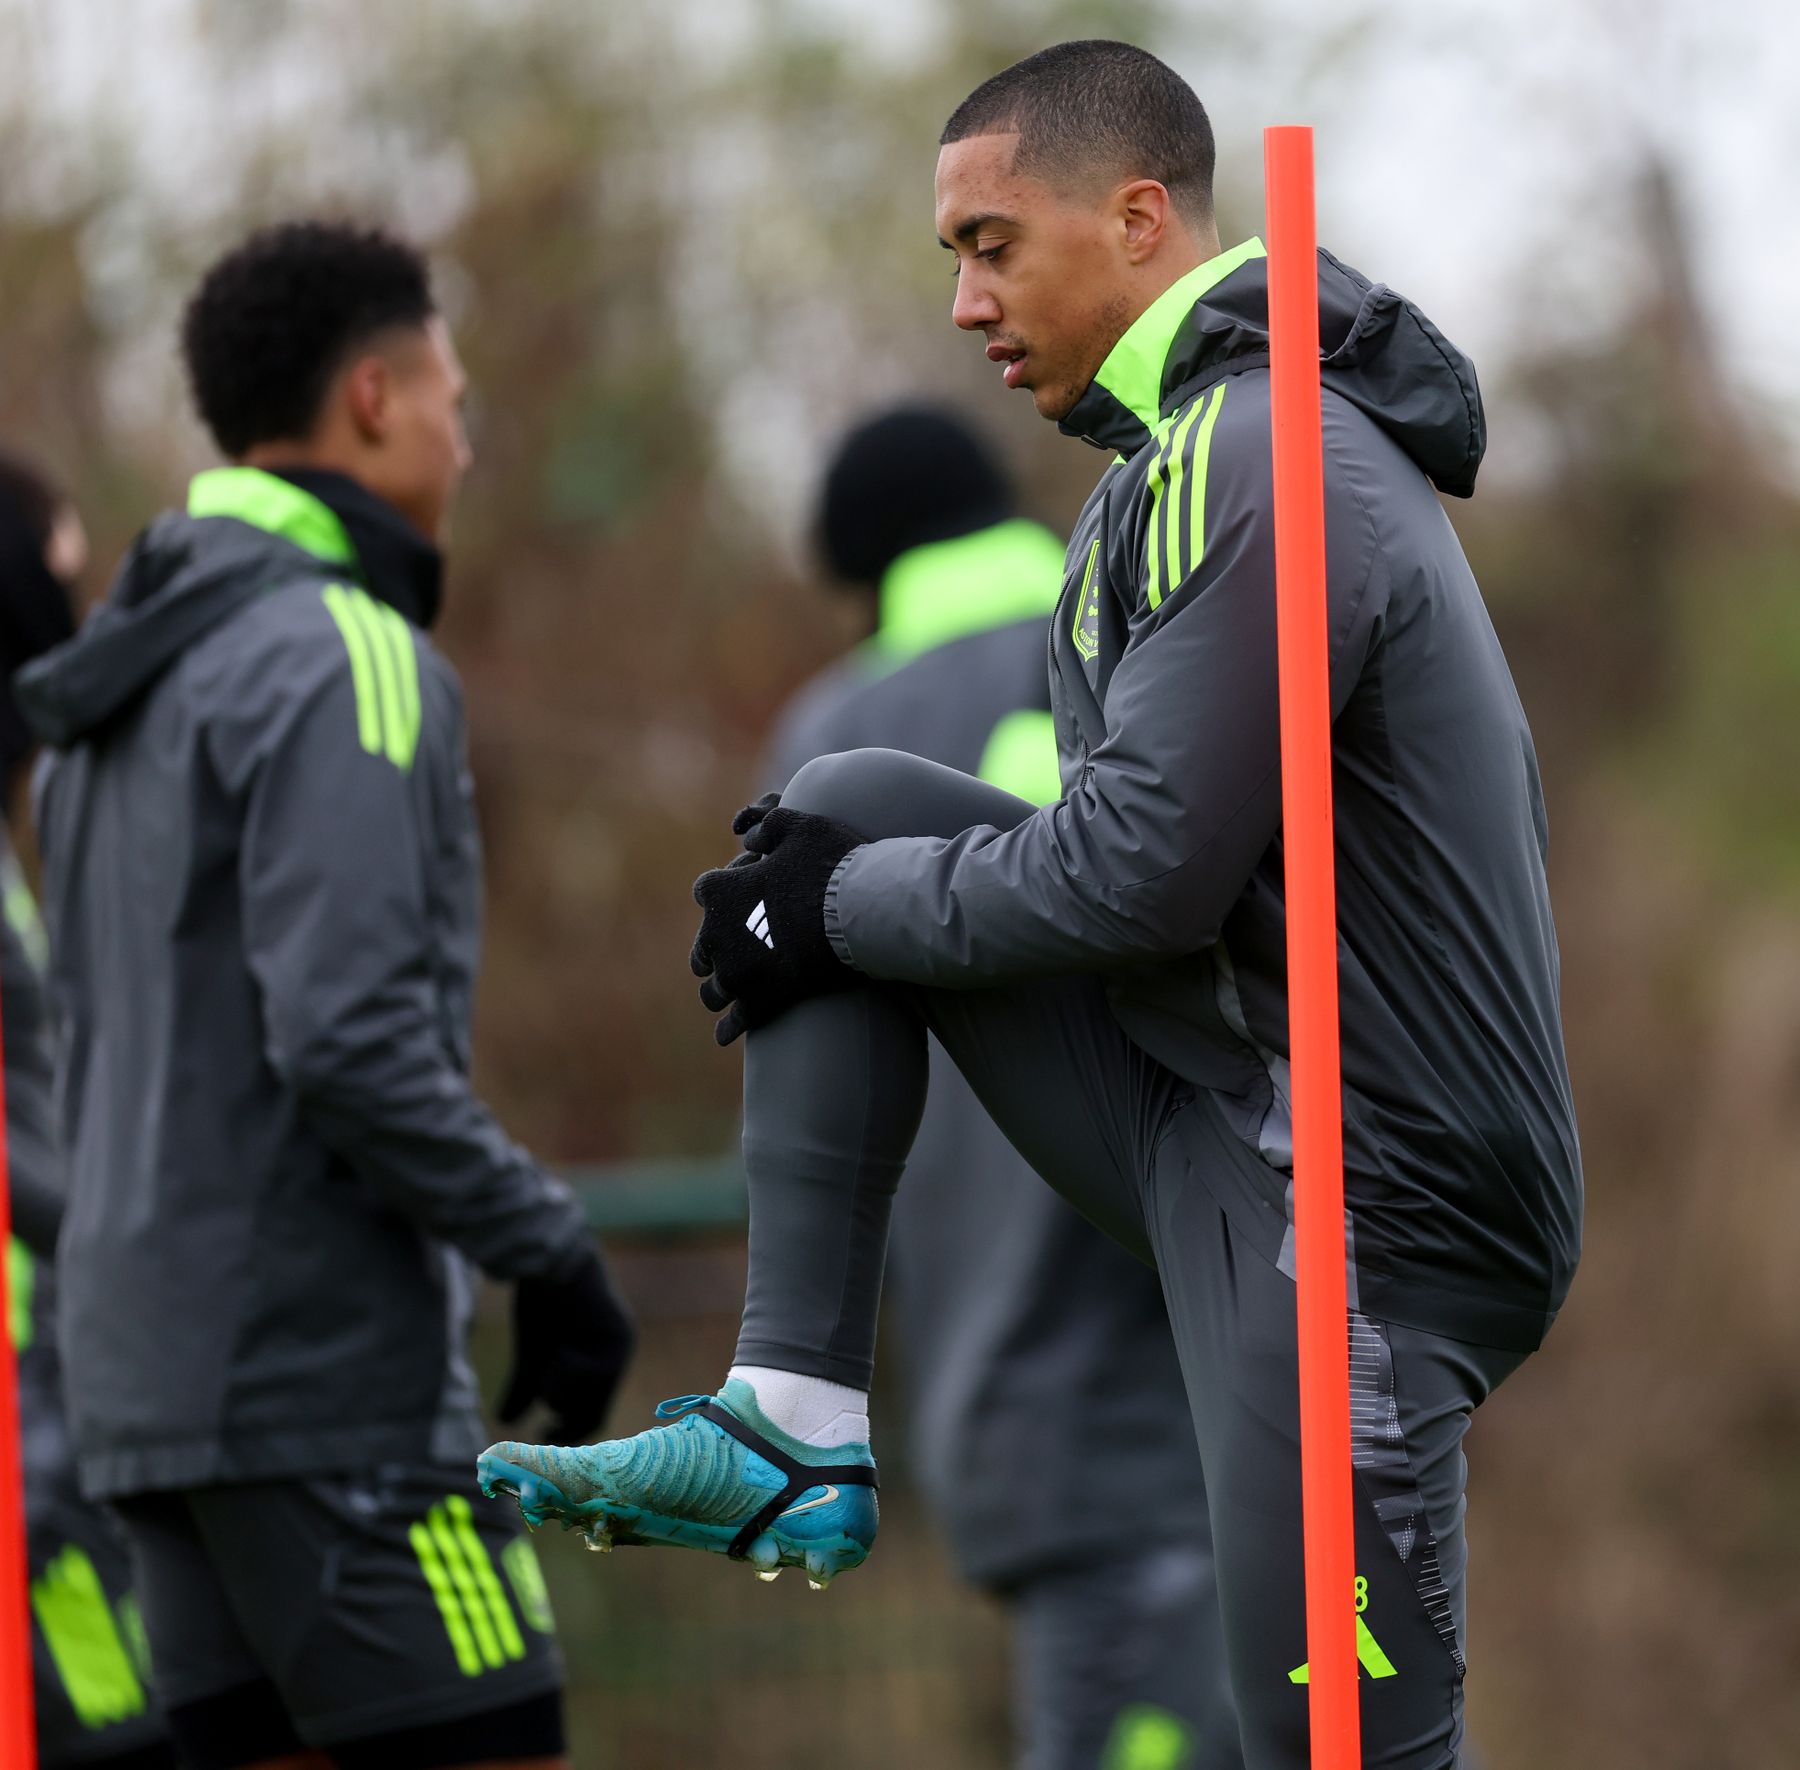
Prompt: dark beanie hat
<box><xmin>816</xmin><ymin>405</ymin><xmax>1015</xmax><ymax>587</ymax></box>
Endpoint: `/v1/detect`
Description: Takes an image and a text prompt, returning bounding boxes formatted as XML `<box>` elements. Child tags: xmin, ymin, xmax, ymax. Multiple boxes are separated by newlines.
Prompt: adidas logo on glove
<box><xmin>746</xmin><ymin>901</ymin><xmax>774</xmax><ymax>949</ymax></box>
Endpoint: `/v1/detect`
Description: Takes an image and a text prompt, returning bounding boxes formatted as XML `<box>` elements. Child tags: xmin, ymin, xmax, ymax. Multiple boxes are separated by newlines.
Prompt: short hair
<box><xmin>181</xmin><ymin>220</ymin><xmax>435</xmax><ymax>456</ymax></box>
<box><xmin>940</xmin><ymin>40</ymin><xmax>1215</xmax><ymax>229</ymax></box>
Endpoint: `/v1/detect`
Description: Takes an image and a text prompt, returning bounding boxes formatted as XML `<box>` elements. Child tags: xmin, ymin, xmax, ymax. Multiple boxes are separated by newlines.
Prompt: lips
<box><xmin>986</xmin><ymin>339</ymin><xmax>1027</xmax><ymax>387</ymax></box>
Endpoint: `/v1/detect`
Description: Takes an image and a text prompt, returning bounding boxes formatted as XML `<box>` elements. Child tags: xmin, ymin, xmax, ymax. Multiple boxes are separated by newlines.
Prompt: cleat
<box><xmin>756</xmin><ymin>1569</ymin><xmax>781</xmax><ymax>1583</ymax></box>
<box><xmin>477</xmin><ymin>1378</ymin><xmax>878</xmax><ymax>1584</ymax></box>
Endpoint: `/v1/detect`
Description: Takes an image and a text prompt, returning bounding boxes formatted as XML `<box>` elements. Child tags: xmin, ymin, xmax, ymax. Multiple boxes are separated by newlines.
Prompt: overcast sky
<box><xmin>1234</xmin><ymin>0</ymin><xmax>1799</xmax><ymax>461</ymax></box>
<box><xmin>4</xmin><ymin>0</ymin><xmax>1794</xmax><ymax>503</ymax></box>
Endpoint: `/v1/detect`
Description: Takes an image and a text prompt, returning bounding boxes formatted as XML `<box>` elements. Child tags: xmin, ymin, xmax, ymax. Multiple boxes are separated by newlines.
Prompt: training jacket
<box><xmin>3</xmin><ymin>834</ymin><xmax>73</xmax><ymax>1491</ymax></box>
<box><xmin>826</xmin><ymin>242</ymin><xmax>1582</xmax><ymax>1353</ymax></box>
<box><xmin>769</xmin><ymin>519</ymin><xmax>1207</xmax><ymax>1586</ymax></box>
<box><xmin>16</xmin><ymin>467</ymin><xmax>588</xmax><ymax>1498</ymax></box>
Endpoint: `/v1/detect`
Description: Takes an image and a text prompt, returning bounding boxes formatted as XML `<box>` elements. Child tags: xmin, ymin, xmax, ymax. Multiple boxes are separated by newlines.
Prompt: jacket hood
<box><xmin>16</xmin><ymin>512</ymin><xmax>299</xmax><ymax>747</ymax></box>
<box><xmin>16</xmin><ymin>466</ymin><xmax>437</xmax><ymax>749</ymax></box>
<box><xmin>1060</xmin><ymin>238</ymin><xmax>1487</xmax><ymax>497</ymax></box>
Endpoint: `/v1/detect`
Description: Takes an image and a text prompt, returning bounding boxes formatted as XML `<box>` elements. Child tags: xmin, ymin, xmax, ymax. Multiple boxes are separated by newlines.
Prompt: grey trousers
<box><xmin>734</xmin><ymin>748</ymin><xmax>1521</xmax><ymax>1769</ymax></box>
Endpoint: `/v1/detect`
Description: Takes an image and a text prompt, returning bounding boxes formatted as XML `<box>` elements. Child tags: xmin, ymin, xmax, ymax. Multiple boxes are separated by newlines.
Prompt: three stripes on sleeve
<box><xmin>321</xmin><ymin>584</ymin><xmax>423</xmax><ymax>772</ymax></box>
<box><xmin>1142</xmin><ymin>380</ymin><xmax>1228</xmax><ymax>612</ymax></box>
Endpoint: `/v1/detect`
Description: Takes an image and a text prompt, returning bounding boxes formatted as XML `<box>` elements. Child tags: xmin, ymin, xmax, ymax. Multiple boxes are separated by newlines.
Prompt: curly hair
<box><xmin>180</xmin><ymin>220</ymin><xmax>435</xmax><ymax>456</ymax></box>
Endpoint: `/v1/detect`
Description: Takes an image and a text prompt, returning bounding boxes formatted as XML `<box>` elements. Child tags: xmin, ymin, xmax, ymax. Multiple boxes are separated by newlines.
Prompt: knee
<box><xmin>782</xmin><ymin>748</ymin><xmax>910</xmax><ymax>827</ymax></box>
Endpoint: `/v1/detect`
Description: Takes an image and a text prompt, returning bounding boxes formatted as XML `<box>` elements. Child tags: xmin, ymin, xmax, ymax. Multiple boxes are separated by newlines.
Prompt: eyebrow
<box><xmin>936</xmin><ymin>210</ymin><xmax>1022</xmax><ymax>249</ymax></box>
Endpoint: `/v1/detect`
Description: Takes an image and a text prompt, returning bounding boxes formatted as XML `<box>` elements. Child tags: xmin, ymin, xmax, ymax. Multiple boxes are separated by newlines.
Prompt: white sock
<box><xmin>728</xmin><ymin>1365</ymin><xmax>870</xmax><ymax>1448</ymax></box>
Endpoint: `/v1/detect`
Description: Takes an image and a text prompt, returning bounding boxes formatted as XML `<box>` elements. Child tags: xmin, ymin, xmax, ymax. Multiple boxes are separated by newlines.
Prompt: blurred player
<box><xmin>16</xmin><ymin>223</ymin><xmax>633</xmax><ymax>1770</ymax></box>
<box><xmin>764</xmin><ymin>406</ymin><xmax>1236</xmax><ymax>1769</ymax></box>
<box><xmin>485</xmin><ymin>40</ymin><xmax>1581</xmax><ymax>1770</ymax></box>
<box><xmin>2</xmin><ymin>449</ymin><xmax>177</xmax><ymax>1769</ymax></box>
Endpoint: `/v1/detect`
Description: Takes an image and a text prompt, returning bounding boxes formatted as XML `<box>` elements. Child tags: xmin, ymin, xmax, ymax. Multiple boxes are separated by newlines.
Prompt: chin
<box><xmin>1031</xmin><ymin>381</ymin><xmax>1081</xmax><ymax>423</ymax></box>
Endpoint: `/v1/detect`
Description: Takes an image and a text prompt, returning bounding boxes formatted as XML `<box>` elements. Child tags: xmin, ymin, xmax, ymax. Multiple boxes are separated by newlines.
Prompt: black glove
<box><xmin>690</xmin><ymin>804</ymin><xmax>866</xmax><ymax>1045</ymax></box>
<box><xmin>496</xmin><ymin>1245</ymin><xmax>635</xmax><ymax>1443</ymax></box>
<box><xmin>730</xmin><ymin>791</ymin><xmax>782</xmax><ymax>841</ymax></box>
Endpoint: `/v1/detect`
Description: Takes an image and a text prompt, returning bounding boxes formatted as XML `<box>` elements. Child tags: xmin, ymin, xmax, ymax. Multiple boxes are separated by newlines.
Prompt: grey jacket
<box><xmin>4</xmin><ymin>835</ymin><xmax>73</xmax><ymax>1491</ymax></box>
<box><xmin>826</xmin><ymin>243</ymin><xmax>1582</xmax><ymax>1353</ymax></box>
<box><xmin>770</xmin><ymin>519</ymin><xmax>1207</xmax><ymax>1586</ymax></box>
<box><xmin>17</xmin><ymin>467</ymin><xmax>587</xmax><ymax>1498</ymax></box>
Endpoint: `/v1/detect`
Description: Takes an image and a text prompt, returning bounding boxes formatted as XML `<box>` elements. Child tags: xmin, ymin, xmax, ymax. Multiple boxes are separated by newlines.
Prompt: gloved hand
<box><xmin>497</xmin><ymin>1245</ymin><xmax>635</xmax><ymax>1443</ymax></box>
<box><xmin>690</xmin><ymin>804</ymin><xmax>866</xmax><ymax>1046</ymax></box>
<box><xmin>730</xmin><ymin>791</ymin><xmax>782</xmax><ymax>841</ymax></box>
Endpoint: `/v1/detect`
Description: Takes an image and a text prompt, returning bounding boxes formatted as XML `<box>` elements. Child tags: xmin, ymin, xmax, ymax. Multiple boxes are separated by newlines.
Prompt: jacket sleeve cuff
<box><xmin>823</xmin><ymin>849</ymin><xmax>861</xmax><ymax>968</ymax></box>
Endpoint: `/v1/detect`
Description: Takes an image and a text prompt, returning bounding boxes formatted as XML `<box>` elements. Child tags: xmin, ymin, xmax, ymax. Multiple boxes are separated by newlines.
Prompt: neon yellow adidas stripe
<box><xmin>320</xmin><ymin>585</ymin><xmax>422</xmax><ymax>771</ymax></box>
<box><xmin>1144</xmin><ymin>381</ymin><xmax>1229</xmax><ymax>611</ymax></box>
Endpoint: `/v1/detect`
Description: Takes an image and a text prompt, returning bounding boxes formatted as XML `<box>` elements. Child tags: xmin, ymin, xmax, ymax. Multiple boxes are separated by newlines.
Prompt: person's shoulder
<box><xmin>1114</xmin><ymin>370</ymin><xmax>1271</xmax><ymax>499</ymax></box>
<box><xmin>1171</xmin><ymin>368</ymin><xmax>1376</xmax><ymax>516</ymax></box>
<box><xmin>188</xmin><ymin>567</ymin><xmax>332</xmax><ymax>660</ymax></box>
<box><xmin>1186</xmin><ymin>366</ymin><xmax>1271</xmax><ymax>449</ymax></box>
<box><xmin>769</xmin><ymin>651</ymin><xmax>879</xmax><ymax>778</ymax></box>
<box><xmin>1107</xmin><ymin>371</ymin><xmax>1269</xmax><ymax>535</ymax></box>
<box><xmin>193</xmin><ymin>576</ymin><xmax>453</xmax><ymax>759</ymax></box>
<box><xmin>215</xmin><ymin>576</ymin><xmax>444</xmax><ymax>680</ymax></box>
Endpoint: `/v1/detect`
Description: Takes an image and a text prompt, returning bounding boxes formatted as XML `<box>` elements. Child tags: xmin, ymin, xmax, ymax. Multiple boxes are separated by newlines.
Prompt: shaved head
<box><xmin>939</xmin><ymin>40</ymin><xmax>1216</xmax><ymax>233</ymax></box>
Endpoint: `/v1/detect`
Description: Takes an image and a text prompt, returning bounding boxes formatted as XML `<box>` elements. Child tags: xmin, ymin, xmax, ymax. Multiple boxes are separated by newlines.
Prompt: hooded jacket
<box><xmin>4</xmin><ymin>836</ymin><xmax>74</xmax><ymax>1491</ymax></box>
<box><xmin>825</xmin><ymin>243</ymin><xmax>1582</xmax><ymax>1353</ymax></box>
<box><xmin>16</xmin><ymin>467</ymin><xmax>587</xmax><ymax>1498</ymax></box>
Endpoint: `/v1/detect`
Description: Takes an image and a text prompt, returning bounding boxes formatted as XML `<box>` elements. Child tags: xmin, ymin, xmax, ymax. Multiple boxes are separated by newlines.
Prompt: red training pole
<box><xmin>1265</xmin><ymin>125</ymin><xmax>1360</xmax><ymax>1769</ymax></box>
<box><xmin>0</xmin><ymin>974</ymin><xmax>36</xmax><ymax>1766</ymax></box>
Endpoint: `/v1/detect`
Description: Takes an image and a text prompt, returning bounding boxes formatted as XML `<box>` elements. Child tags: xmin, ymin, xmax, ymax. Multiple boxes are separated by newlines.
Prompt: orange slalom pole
<box><xmin>0</xmin><ymin>977</ymin><xmax>37</xmax><ymax>1767</ymax></box>
<box><xmin>1265</xmin><ymin>124</ymin><xmax>1360</xmax><ymax>1769</ymax></box>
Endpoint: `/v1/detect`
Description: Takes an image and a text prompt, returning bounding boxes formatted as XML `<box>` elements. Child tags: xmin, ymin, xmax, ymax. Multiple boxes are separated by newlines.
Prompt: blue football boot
<box><xmin>476</xmin><ymin>1378</ymin><xmax>878</xmax><ymax>1588</ymax></box>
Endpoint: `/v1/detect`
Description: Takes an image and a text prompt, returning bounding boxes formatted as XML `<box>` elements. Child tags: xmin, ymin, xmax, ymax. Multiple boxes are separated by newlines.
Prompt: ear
<box><xmin>1116</xmin><ymin>179</ymin><xmax>1174</xmax><ymax>266</ymax></box>
<box><xmin>45</xmin><ymin>507</ymin><xmax>89</xmax><ymax>584</ymax></box>
<box><xmin>342</xmin><ymin>354</ymin><xmax>393</xmax><ymax>445</ymax></box>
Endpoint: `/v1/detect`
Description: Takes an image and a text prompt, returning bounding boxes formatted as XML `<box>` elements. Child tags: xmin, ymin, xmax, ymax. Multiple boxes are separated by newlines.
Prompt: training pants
<box><xmin>733</xmin><ymin>749</ymin><xmax>1523</xmax><ymax>1769</ymax></box>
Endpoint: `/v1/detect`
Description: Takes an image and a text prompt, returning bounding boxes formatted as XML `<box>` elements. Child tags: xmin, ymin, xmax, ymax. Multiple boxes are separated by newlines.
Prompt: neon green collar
<box><xmin>1089</xmin><ymin>237</ymin><xmax>1267</xmax><ymax>433</ymax></box>
<box><xmin>872</xmin><ymin>519</ymin><xmax>1065</xmax><ymax>664</ymax></box>
<box><xmin>187</xmin><ymin>467</ymin><xmax>357</xmax><ymax>566</ymax></box>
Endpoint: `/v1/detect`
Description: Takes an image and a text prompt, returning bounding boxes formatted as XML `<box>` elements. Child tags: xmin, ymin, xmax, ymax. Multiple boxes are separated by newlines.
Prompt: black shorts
<box><xmin>29</xmin><ymin>1485</ymin><xmax>172</xmax><ymax>1769</ymax></box>
<box><xmin>113</xmin><ymin>1463</ymin><xmax>563</xmax><ymax>1756</ymax></box>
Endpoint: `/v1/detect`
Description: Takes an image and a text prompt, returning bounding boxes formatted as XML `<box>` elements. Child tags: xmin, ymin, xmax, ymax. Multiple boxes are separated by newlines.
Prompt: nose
<box><xmin>952</xmin><ymin>267</ymin><xmax>1001</xmax><ymax>333</ymax></box>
